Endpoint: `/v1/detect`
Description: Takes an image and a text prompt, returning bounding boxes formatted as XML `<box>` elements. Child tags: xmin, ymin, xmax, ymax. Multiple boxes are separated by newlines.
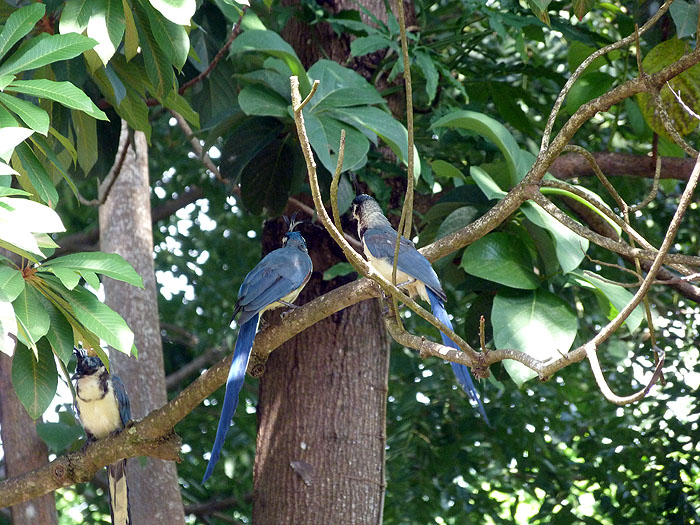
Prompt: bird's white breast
<box><xmin>363</xmin><ymin>241</ymin><xmax>428</xmax><ymax>302</ymax></box>
<box><xmin>76</xmin><ymin>376</ymin><xmax>122</xmax><ymax>439</ymax></box>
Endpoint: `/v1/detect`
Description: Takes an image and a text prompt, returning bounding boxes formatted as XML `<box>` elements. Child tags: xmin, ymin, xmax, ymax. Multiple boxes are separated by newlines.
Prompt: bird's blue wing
<box><xmin>235</xmin><ymin>249</ymin><xmax>312</xmax><ymax>324</ymax></box>
<box><xmin>427</xmin><ymin>288</ymin><xmax>489</xmax><ymax>424</ymax></box>
<box><xmin>202</xmin><ymin>313</ymin><xmax>259</xmax><ymax>483</ymax></box>
<box><xmin>363</xmin><ymin>227</ymin><xmax>445</xmax><ymax>300</ymax></box>
<box><xmin>111</xmin><ymin>376</ymin><xmax>131</xmax><ymax>428</ymax></box>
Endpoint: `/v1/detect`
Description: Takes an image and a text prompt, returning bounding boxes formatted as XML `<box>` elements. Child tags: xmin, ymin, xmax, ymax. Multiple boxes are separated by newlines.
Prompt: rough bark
<box><xmin>253</xmin><ymin>223</ymin><xmax>389</xmax><ymax>524</ymax></box>
<box><xmin>98</xmin><ymin>121</ymin><xmax>186</xmax><ymax>524</ymax></box>
<box><xmin>0</xmin><ymin>353</ymin><xmax>58</xmax><ymax>525</ymax></box>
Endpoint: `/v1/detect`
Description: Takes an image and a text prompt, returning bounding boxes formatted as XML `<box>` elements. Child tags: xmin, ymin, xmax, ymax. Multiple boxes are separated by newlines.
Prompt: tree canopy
<box><xmin>0</xmin><ymin>0</ymin><xmax>699</xmax><ymax>523</ymax></box>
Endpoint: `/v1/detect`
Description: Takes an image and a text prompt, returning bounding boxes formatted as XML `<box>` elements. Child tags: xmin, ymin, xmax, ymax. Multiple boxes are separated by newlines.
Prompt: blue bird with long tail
<box><xmin>203</xmin><ymin>216</ymin><xmax>313</xmax><ymax>482</ymax></box>
<box><xmin>351</xmin><ymin>194</ymin><xmax>488</xmax><ymax>423</ymax></box>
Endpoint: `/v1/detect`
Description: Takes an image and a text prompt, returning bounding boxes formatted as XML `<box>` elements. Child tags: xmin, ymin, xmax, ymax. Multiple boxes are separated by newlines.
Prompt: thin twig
<box><xmin>330</xmin><ymin>130</ymin><xmax>346</xmax><ymax>233</ymax></box>
<box><xmin>630</xmin><ymin>156</ymin><xmax>661</xmax><ymax>213</ymax></box>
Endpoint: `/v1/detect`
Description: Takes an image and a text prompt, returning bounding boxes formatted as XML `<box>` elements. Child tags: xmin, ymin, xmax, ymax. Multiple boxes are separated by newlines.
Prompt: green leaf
<box><xmin>37</xmin><ymin>417</ymin><xmax>84</xmax><ymax>453</ymax></box>
<box><xmin>59</xmin><ymin>0</ymin><xmax>93</xmax><ymax>35</ymax></box>
<box><xmin>431</xmin><ymin>110</ymin><xmax>525</xmax><ymax>186</ymax></box>
<box><xmin>48</xmin><ymin>267</ymin><xmax>82</xmax><ymax>290</ymax></box>
<box><xmin>570</xmin><ymin>270</ymin><xmax>644</xmax><ymax>333</ymax></box>
<box><xmin>308</xmin><ymin>60</ymin><xmax>386</xmax><ymax>109</ymax></box>
<box><xmin>148</xmin><ymin>0</ymin><xmax>196</xmax><ymax>25</ymax></box>
<box><xmin>219</xmin><ymin>117</ymin><xmax>284</xmax><ymax>183</ymax></box>
<box><xmin>12</xmin><ymin>284</ymin><xmax>51</xmax><ymax>348</ymax></box>
<box><xmin>461</xmin><ymin>232</ymin><xmax>540</xmax><ymax>289</ymax></box>
<box><xmin>637</xmin><ymin>38</ymin><xmax>700</xmax><ymax>138</ymax></box>
<box><xmin>87</xmin><ymin>0</ymin><xmax>126</xmax><ymax>65</ymax></box>
<box><xmin>0</xmin><ymin>265</ymin><xmax>24</xmax><ymax>302</ymax></box>
<box><xmin>415</xmin><ymin>50</ymin><xmax>438</xmax><ymax>104</ymax></box>
<box><xmin>8</xmin><ymin>79</ymin><xmax>108</xmax><ymax>120</ymax></box>
<box><xmin>122</xmin><ymin>0</ymin><xmax>139</xmax><ymax>61</ymax></box>
<box><xmin>431</xmin><ymin>160</ymin><xmax>465</xmax><ymax>181</ymax></box>
<box><xmin>0</xmin><ymin>298</ymin><xmax>17</xmax><ymax>356</ymax></box>
<box><xmin>470</xmin><ymin>165</ymin><xmax>507</xmax><ymax>200</ymax></box>
<box><xmin>0</xmin><ymin>33</ymin><xmax>98</xmax><ymax>76</ymax></box>
<box><xmin>230</xmin><ymin>30</ymin><xmax>310</xmax><ymax>94</ymax></box>
<box><xmin>145</xmin><ymin>4</ymin><xmax>189</xmax><ymax>70</ymax></box>
<box><xmin>133</xmin><ymin>4</ymin><xmax>176</xmax><ymax>98</ymax></box>
<box><xmin>40</xmin><ymin>298</ymin><xmax>75</xmax><ymax>364</ymax></box>
<box><xmin>670</xmin><ymin>0</ymin><xmax>699</xmax><ymax>38</ymax></box>
<box><xmin>306</xmin><ymin>114</ymin><xmax>369</xmax><ymax>173</ymax></box>
<box><xmin>64</xmin><ymin>286</ymin><xmax>135</xmax><ymax>355</ymax></box>
<box><xmin>11</xmin><ymin>340</ymin><xmax>58</xmax><ymax>419</ymax></box>
<box><xmin>435</xmin><ymin>206</ymin><xmax>478</xmax><ymax>240</ymax></box>
<box><xmin>71</xmin><ymin>109</ymin><xmax>98</xmax><ymax>175</ymax></box>
<box><xmin>330</xmin><ymin>106</ymin><xmax>420</xmax><ymax>178</ymax></box>
<box><xmin>0</xmin><ymin>4</ymin><xmax>46</xmax><ymax>60</ymax></box>
<box><xmin>521</xmin><ymin>201</ymin><xmax>588</xmax><ymax>274</ymax></box>
<box><xmin>350</xmin><ymin>34</ymin><xmax>392</xmax><ymax>57</ymax></box>
<box><xmin>15</xmin><ymin>142</ymin><xmax>59</xmax><ymax>207</ymax></box>
<box><xmin>0</xmin><ymin>92</ymin><xmax>49</xmax><ymax>135</ymax></box>
<box><xmin>323</xmin><ymin>262</ymin><xmax>357</xmax><ymax>280</ymax></box>
<box><xmin>565</xmin><ymin>72</ymin><xmax>615</xmax><ymax>114</ymax></box>
<box><xmin>239</xmin><ymin>138</ymin><xmax>296</xmax><ymax>215</ymax></box>
<box><xmin>162</xmin><ymin>90</ymin><xmax>199</xmax><ymax>128</ymax></box>
<box><xmin>0</xmin><ymin>74</ymin><xmax>14</xmax><ymax>91</ymax></box>
<box><xmin>492</xmin><ymin>288</ymin><xmax>577</xmax><ymax>386</ymax></box>
<box><xmin>238</xmin><ymin>85</ymin><xmax>289</xmax><ymax>118</ymax></box>
<box><xmin>0</xmin><ymin>127</ymin><xmax>34</xmax><ymax>158</ymax></box>
<box><xmin>44</xmin><ymin>252</ymin><xmax>144</xmax><ymax>288</ymax></box>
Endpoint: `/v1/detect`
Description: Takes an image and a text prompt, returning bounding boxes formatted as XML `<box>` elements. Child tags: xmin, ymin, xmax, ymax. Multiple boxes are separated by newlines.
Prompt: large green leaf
<box><xmin>11</xmin><ymin>340</ymin><xmax>58</xmax><ymax>419</ymax></box>
<box><xmin>461</xmin><ymin>232</ymin><xmax>540</xmax><ymax>289</ymax></box>
<box><xmin>0</xmin><ymin>4</ymin><xmax>45</xmax><ymax>60</ymax></box>
<box><xmin>41</xmin><ymin>298</ymin><xmax>75</xmax><ymax>365</ymax></box>
<box><xmin>219</xmin><ymin>117</ymin><xmax>284</xmax><ymax>183</ymax></box>
<box><xmin>0</xmin><ymin>91</ymin><xmax>49</xmax><ymax>135</ymax></box>
<box><xmin>87</xmin><ymin>0</ymin><xmax>126</xmax><ymax>65</ymax></box>
<box><xmin>492</xmin><ymin>288</ymin><xmax>577</xmax><ymax>387</ymax></box>
<box><xmin>59</xmin><ymin>0</ymin><xmax>93</xmax><ymax>35</ymax></box>
<box><xmin>305</xmin><ymin>114</ymin><xmax>369</xmax><ymax>174</ymax></box>
<box><xmin>670</xmin><ymin>0</ymin><xmax>700</xmax><ymax>39</ymax></box>
<box><xmin>149</xmin><ymin>0</ymin><xmax>196</xmax><ymax>25</ymax></box>
<box><xmin>431</xmin><ymin>110</ymin><xmax>525</xmax><ymax>187</ymax></box>
<box><xmin>570</xmin><ymin>270</ymin><xmax>644</xmax><ymax>333</ymax></box>
<box><xmin>0</xmin><ymin>265</ymin><xmax>24</xmax><ymax>302</ymax></box>
<box><xmin>64</xmin><ymin>286</ymin><xmax>135</xmax><ymax>355</ymax></box>
<box><xmin>230</xmin><ymin>30</ymin><xmax>310</xmax><ymax>94</ymax></box>
<box><xmin>12</xmin><ymin>284</ymin><xmax>50</xmax><ymax>349</ymax></box>
<box><xmin>133</xmin><ymin>4</ymin><xmax>176</xmax><ymax>98</ymax></box>
<box><xmin>145</xmin><ymin>3</ymin><xmax>189</xmax><ymax>70</ymax></box>
<box><xmin>0</xmin><ymin>33</ymin><xmax>98</xmax><ymax>76</ymax></box>
<box><xmin>8</xmin><ymin>79</ymin><xmax>108</xmax><ymax>120</ymax></box>
<box><xmin>637</xmin><ymin>38</ymin><xmax>700</xmax><ymax>138</ymax></box>
<box><xmin>330</xmin><ymin>106</ymin><xmax>420</xmax><ymax>179</ymax></box>
<box><xmin>0</xmin><ymin>197</ymin><xmax>65</xmax><ymax>233</ymax></box>
<box><xmin>521</xmin><ymin>201</ymin><xmax>588</xmax><ymax>274</ymax></box>
<box><xmin>238</xmin><ymin>85</ymin><xmax>289</xmax><ymax>118</ymax></box>
<box><xmin>36</xmin><ymin>414</ymin><xmax>85</xmax><ymax>453</ymax></box>
<box><xmin>14</xmin><ymin>142</ymin><xmax>59</xmax><ymax>207</ymax></box>
<box><xmin>43</xmin><ymin>252</ymin><xmax>144</xmax><ymax>288</ymax></box>
<box><xmin>307</xmin><ymin>60</ymin><xmax>386</xmax><ymax>110</ymax></box>
<box><xmin>240</xmin><ymin>138</ymin><xmax>297</xmax><ymax>215</ymax></box>
<box><xmin>470</xmin><ymin>165</ymin><xmax>507</xmax><ymax>200</ymax></box>
<box><xmin>72</xmin><ymin>109</ymin><xmax>98</xmax><ymax>175</ymax></box>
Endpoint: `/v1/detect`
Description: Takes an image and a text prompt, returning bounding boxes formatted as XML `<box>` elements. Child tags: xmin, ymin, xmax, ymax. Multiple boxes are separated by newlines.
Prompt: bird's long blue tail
<box><xmin>426</xmin><ymin>288</ymin><xmax>489</xmax><ymax>424</ymax></box>
<box><xmin>108</xmin><ymin>459</ymin><xmax>130</xmax><ymax>525</ymax></box>
<box><xmin>202</xmin><ymin>313</ymin><xmax>259</xmax><ymax>482</ymax></box>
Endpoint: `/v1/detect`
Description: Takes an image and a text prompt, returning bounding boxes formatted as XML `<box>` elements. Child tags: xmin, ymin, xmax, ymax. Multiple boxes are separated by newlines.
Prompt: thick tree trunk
<box><xmin>0</xmin><ymin>354</ymin><xmax>58</xmax><ymax>525</ymax></box>
<box><xmin>99</xmin><ymin>121</ymin><xmax>186</xmax><ymax>524</ymax></box>
<box><xmin>253</xmin><ymin>219</ymin><xmax>390</xmax><ymax>523</ymax></box>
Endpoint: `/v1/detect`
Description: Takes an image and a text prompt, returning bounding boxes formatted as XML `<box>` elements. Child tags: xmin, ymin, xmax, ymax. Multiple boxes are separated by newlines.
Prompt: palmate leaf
<box><xmin>0</xmin><ymin>33</ymin><xmax>98</xmax><ymax>76</ymax></box>
<box><xmin>0</xmin><ymin>265</ymin><xmax>24</xmax><ymax>302</ymax></box>
<box><xmin>12</xmin><ymin>283</ymin><xmax>50</xmax><ymax>350</ymax></box>
<box><xmin>0</xmin><ymin>3</ymin><xmax>45</xmax><ymax>60</ymax></box>
<box><xmin>42</xmin><ymin>252</ymin><xmax>144</xmax><ymax>288</ymax></box>
<box><xmin>7</xmin><ymin>79</ymin><xmax>108</xmax><ymax>121</ymax></box>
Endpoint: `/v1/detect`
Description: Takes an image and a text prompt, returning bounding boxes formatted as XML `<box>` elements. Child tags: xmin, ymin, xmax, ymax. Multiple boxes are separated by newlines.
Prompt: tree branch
<box><xmin>549</xmin><ymin>152</ymin><xmax>696</xmax><ymax>181</ymax></box>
